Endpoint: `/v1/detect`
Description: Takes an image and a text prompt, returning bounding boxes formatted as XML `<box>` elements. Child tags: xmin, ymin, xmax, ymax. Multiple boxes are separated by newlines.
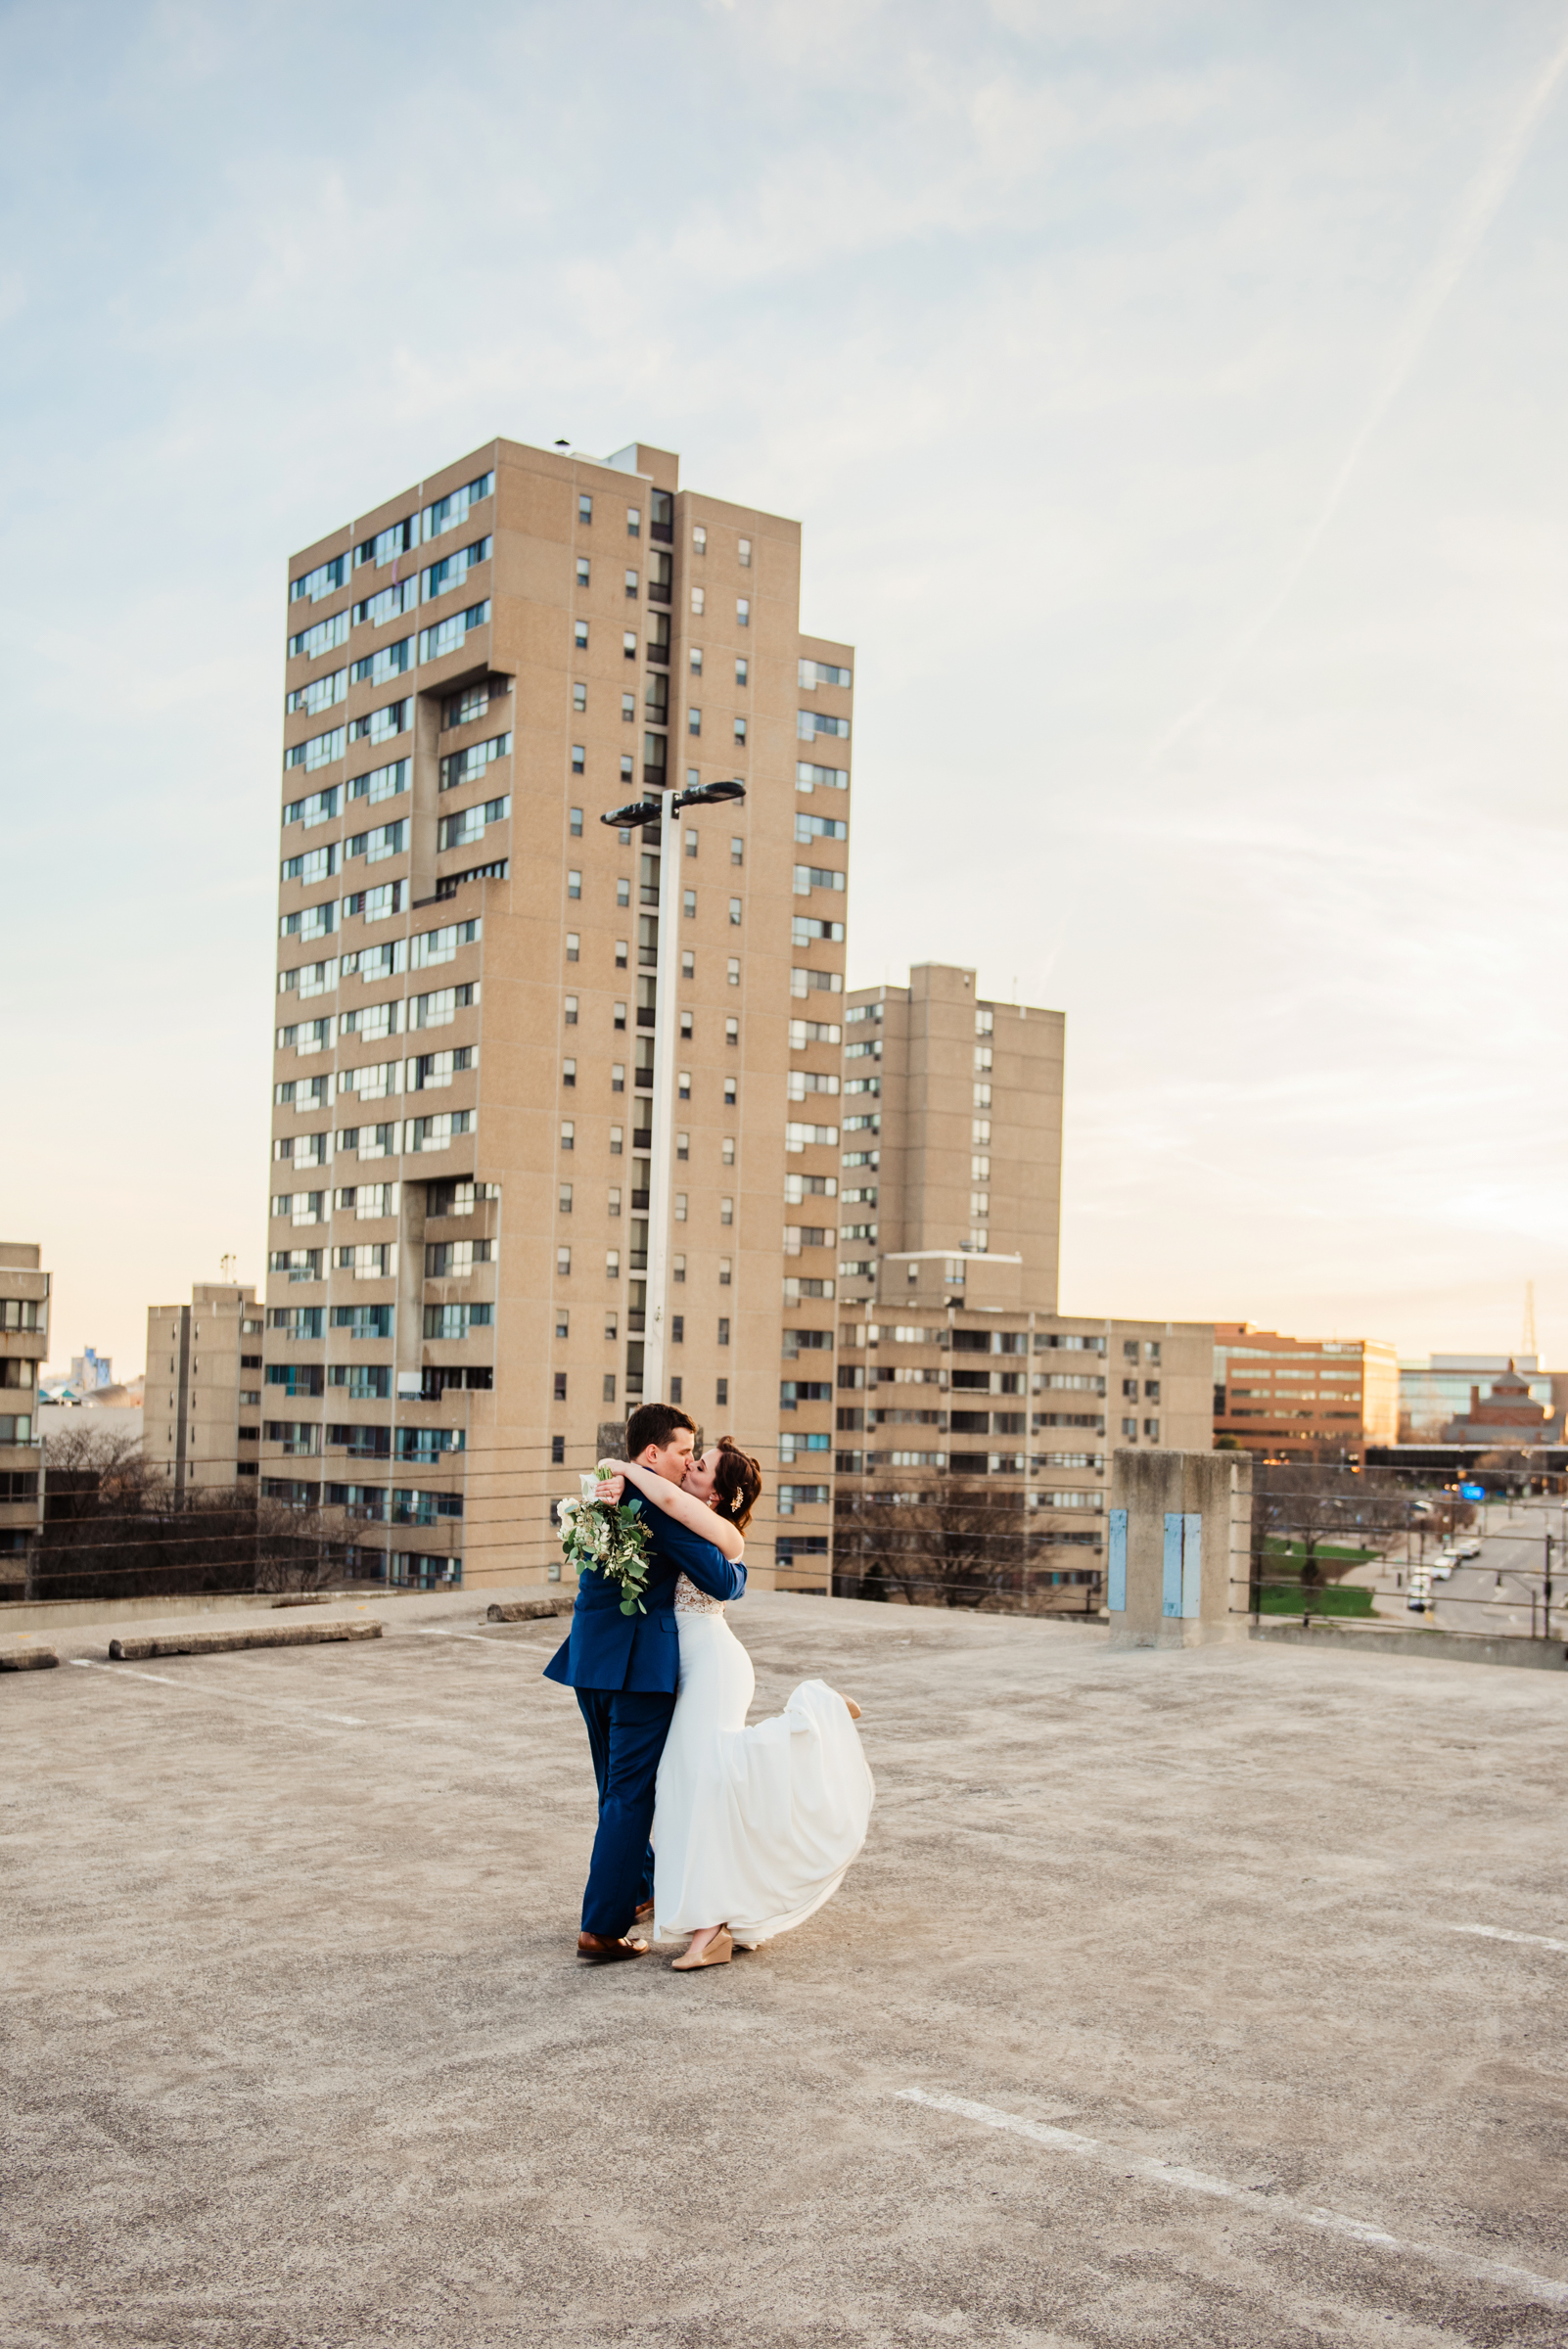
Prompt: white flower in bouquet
<box><xmin>555</xmin><ymin>1463</ymin><xmax>654</xmax><ymax>1615</ymax></box>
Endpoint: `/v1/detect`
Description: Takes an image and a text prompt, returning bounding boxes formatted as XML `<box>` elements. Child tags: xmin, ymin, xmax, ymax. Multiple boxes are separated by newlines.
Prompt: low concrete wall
<box><xmin>1253</xmin><ymin>1619</ymin><xmax>1567</xmax><ymax>1671</ymax></box>
<box><xmin>0</xmin><ymin>1589</ymin><xmax>371</xmax><ymax>1634</ymax></box>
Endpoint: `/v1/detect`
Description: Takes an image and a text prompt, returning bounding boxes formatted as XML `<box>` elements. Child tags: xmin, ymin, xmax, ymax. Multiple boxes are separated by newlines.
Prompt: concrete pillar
<box><xmin>1107</xmin><ymin>1450</ymin><xmax>1252</xmax><ymax>1650</ymax></box>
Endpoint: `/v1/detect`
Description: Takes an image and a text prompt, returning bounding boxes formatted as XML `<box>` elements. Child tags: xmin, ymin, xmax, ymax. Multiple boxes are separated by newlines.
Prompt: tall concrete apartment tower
<box><xmin>267</xmin><ymin>438</ymin><xmax>853</xmax><ymax>1590</ymax></box>
<box><xmin>145</xmin><ymin>1283</ymin><xmax>264</xmax><ymax>1497</ymax></box>
<box><xmin>827</xmin><ymin>968</ymin><xmax>1212</xmax><ymax>1610</ymax></box>
<box><xmin>0</xmin><ymin>1243</ymin><xmax>50</xmax><ymax>1594</ymax></box>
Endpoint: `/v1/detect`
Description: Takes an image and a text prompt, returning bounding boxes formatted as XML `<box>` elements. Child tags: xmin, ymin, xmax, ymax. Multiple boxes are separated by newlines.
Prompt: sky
<box><xmin>6</xmin><ymin>0</ymin><xmax>1568</xmax><ymax>1379</ymax></box>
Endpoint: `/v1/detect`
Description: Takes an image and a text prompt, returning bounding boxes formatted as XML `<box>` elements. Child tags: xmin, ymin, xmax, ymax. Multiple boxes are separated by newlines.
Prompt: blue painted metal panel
<box><xmin>1180</xmin><ymin>1511</ymin><xmax>1203</xmax><ymax>1618</ymax></box>
<box><xmin>1162</xmin><ymin>1513</ymin><xmax>1183</xmax><ymax>1616</ymax></box>
<box><xmin>1107</xmin><ymin>1509</ymin><xmax>1128</xmax><ymax>1611</ymax></box>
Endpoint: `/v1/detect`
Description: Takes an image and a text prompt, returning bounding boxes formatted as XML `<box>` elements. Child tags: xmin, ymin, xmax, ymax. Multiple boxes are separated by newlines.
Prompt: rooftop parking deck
<box><xmin>4</xmin><ymin>1589</ymin><xmax>1567</xmax><ymax>2346</ymax></box>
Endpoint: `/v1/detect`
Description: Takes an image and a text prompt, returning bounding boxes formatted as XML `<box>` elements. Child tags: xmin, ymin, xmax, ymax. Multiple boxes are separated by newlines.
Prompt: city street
<box><xmin>1348</xmin><ymin>1497</ymin><xmax>1567</xmax><ymax>1642</ymax></box>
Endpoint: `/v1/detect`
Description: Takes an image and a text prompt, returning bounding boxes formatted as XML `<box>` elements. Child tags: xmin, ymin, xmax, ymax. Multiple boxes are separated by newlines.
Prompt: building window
<box><xmin>733</xmin><ymin>717</ymin><xmax>747</xmax><ymax>746</ymax></box>
<box><xmin>551</xmin><ymin>1435</ymin><xmax>565</xmax><ymax>1464</ymax></box>
<box><xmin>611</xmin><ymin>1064</ymin><xmax>624</xmax><ymax>1092</ymax></box>
<box><xmin>606</xmin><ymin>1250</ymin><xmax>621</xmax><ymax>1277</ymax></box>
<box><xmin>626</xmin><ymin>505</ymin><xmax>641</xmax><ymax>537</ymax></box>
<box><xmin>554</xmin><ymin>1372</ymin><xmax>568</xmax><ymax>1402</ymax></box>
<box><xmin>678</xmin><ymin>1071</ymin><xmax>692</xmax><ymax>1100</ymax></box>
<box><xmin>736</xmin><ymin>598</ymin><xmax>750</xmax><ymax>626</ymax></box>
<box><xmin>727</xmin><ymin>957</ymin><xmax>741</xmax><ymax>988</ymax></box>
<box><xmin>691</xmin><ymin>586</ymin><xmax>705</xmax><ymax>615</ymax></box>
<box><xmin>715</xmin><ymin>1377</ymin><xmax>729</xmax><ymax>1405</ymax></box>
<box><xmin>556</xmin><ymin>1309</ymin><xmax>570</xmax><ymax>1339</ymax></box>
<box><xmin>603</xmin><ymin>1373</ymin><xmax>617</xmax><ymax>1402</ymax></box>
<box><xmin>572</xmin><ymin>746</ymin><xmax>585</xmax><ymax>774</ymax></box>
<box><xmin>672</xmin><ymin>1254</ymin><xmax>686</xmax><ymax>1283</ymax></box>
<box><xmin>725</xmin><ymin>1018</ymin><xmax>738</xmax><ymax>1045</ymax></box>
<box><xmin>560</xmin><ymin>1121</ymin><xmax>575</xmax><ymax>1150</ymax></box>
<box><xmin>575</xmin><ymin>621</ymin><xmax>589</xmax><ymax>650</ymax></box>
<box><xmin>671</xmin><ymin>1316</ymin><xmax>685</xmax><ymax>1345</ymax></box>
<box><xmin>720</xmin><ymin>1196</ymin><xmax>733</xmax><ymax>1224</ymax></box>
<box><xmin>729</xmin><ymin>898</ymin><xmax>742</xmax><ymax>925</ymax></box>
<box><xmin>718</xmin><ymin>1257</ymin><xmax>732</xmax><ymax>1286</ymax></box>
<box><xmin>738</xmin><ymin>536</ymin><xmax>752</xmax><ymax>568</ymax></box>
<box><xmin>682</xmin><ymin>950</ymin><xmax>696</xmax><ymax>980</ymax></box>
<box><xmin>669</xmin><ymin>1375</ymin><xmax>683</xmax><ymax>1404</ymax></box>
<box><xmin>721</xmin><ymin>1136</ymin><xmax>735</xmax><ymax>1165</ymax></box>
<box><xmin>566</xmin><ymin>933</ymin><xmax>579</xmax><ymax>962</ymax></box>
<box><xmin>688</xmin><ymin>708</ymin><xmax>702</xmax><ymax>736</ymax></box>
<box><xmin>1144</xmin><ymin>1419</ymin><xmax>1160</xmax><ymax>1441</ymax></box>
<box><xmin>689</xmin><ymin>648</ymin><xmax>704</xmax><ymax>676</ymax></box>
<box><xmin>578</xmin><ymin>494</ymin><xmax>593</xmax><ymax>525</ymax></box>
<box><xmin>617</xmin><ymin>877</ymin><xmax>631</xmax><ymax>907</ymax></box>
<box><xmin>693</xmin><ymin>525</ymin><xmax>707</xmax><ymax>553</ymax></box>
<box><xmin>562</xmin><ymin>1059</ymin><xmax>576</xmax><ymax>1087</ymax></box>
<box><xmin>717</xmin><ymin>1320</ymin><xmax>730</xmax><ymax>1348</ymax></box>
<box><xmin>558</xmin><ymin>1248</ymin><xmax>572</xmax><ymax>1275</ymax></box>
<box><xmin>564</xmin><ymin>994</ymin><xmax>578</xmax><ymax>1025</ymax></box>
<box><xmin>610</xmin><ymin>1125</ymin><xmax>623</xmax><ymax>1154</ymax></box>
<box><xmin>568</xmin><ymin>870</ymin><xmax>581</xmax><ymax>898</ymax></box>
<box><xmin>723</xmin><ymin>1079</ymin><xmax>737</xmax><ymax>1107</ymax></box>
<box><xmin>682</xmin><ymin>889</ymin><xmax>697</xmax><ymax>919</ymax></box>
<box><xmin>576</xmin><ymin>557</ymin><xmax>590</xmax><ymax>586</ymax></box>
<box><xmin>608</xmin><ymin>1186</ymin><xmax>622</xmax><ymax>1217</ymax></box>
<box><xmin>559</xmin><ymin>1182</ymin><xmax>573</xmax><ymax>1213</ymax></box>
<box><xmin>569</xmin><ymin>806</ymin><xmax>583</xmax><ymax>837</ymax></box>
<box><xmin>615</xmin><ymin>939</ymin><xmax>628</xmax><ymax>968</ymax></box>
<box><xmin>675</xmin><ymin>1193</ymin><xmax>688</xmax><ymax>1221</ymax></box>
<box><xmin>573</xmin><ymin>682</ymin><xmax>587</xmax><ymax>714</ymax></box>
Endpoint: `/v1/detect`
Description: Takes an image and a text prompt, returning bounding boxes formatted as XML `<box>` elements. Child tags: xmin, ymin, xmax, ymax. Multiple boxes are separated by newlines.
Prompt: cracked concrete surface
<box><xmin>3</xmin><ymin>1589</ymin><xmax>1566</xmax><ymax>2346</ymax></box>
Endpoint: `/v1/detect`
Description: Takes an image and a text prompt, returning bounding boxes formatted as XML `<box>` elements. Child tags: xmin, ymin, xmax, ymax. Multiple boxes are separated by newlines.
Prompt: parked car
<box><xmin>1456</xmin><ymin>1541</ymin><xmax>1482</xmax><ymax>1561</ymax></box>
<box><xmin>1430</xmin><ymin>1554</ymin><xmax>1456</xmax><ymax>1581</ymax></box>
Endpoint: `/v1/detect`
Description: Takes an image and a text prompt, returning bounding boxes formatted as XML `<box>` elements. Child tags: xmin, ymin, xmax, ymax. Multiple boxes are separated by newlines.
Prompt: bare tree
<box><xmin>30</xmin><ymin>1428</ymin><xmax>338</xmax><ymax>1602</ymax></box>
<box><xmin>834</xmin><ymin>1479</ymin><xmax>1033</xmax><ymax>1609</ymax></box>
<box><xmin>1253</xmin><ymin>1463</ymin><xmax>1410</xmax><ymax>1597</ymax></box>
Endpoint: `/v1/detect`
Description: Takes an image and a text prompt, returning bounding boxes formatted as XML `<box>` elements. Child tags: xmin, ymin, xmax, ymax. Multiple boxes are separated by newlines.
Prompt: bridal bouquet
<box><xmin>556</xmin><ymin>1468</ymin><xmax>654</xmax><ymax>1616</ymax></box>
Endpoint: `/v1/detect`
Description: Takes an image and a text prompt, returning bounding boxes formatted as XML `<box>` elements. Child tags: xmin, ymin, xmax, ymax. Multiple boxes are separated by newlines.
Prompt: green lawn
<box><xmin>1255</xmin><ymin>1578</ymin><xmax>1377</xmax><ymax>1619</ymax></box>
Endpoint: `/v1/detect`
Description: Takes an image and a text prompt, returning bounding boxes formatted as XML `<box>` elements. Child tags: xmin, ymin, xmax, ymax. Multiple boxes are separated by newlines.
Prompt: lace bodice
<box><xmin>672</xmin><ymin>1572</ymin><xmax>725</xmax><ymax>1617</ymax></box>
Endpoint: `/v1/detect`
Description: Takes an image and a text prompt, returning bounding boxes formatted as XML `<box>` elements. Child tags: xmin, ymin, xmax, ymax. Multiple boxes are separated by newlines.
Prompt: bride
<box><xmin>603</xmin><ymin>1438</ymin><xmax>875</xmax><ymax>1971</ymax></box>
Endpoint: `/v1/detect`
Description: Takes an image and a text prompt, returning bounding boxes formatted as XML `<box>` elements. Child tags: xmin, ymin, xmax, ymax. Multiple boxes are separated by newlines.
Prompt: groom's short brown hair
<box><xmin>624</xmin><ymin>1402</ymin><xmax>697</xmax><ymax>1458</ymax></box>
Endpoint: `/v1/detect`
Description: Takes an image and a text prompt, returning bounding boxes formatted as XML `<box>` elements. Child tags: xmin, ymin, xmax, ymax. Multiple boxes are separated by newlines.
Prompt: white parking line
<box><xmin>69</xmin><ymin>1657</ymin><xmax>365</xmax><ymax>1728</ymax></box>
<box><xmin>1448</xmin><ymin>1921</ymin><xmax>1568</xmax><ymax>1954</ymax></box>
<box><xmin>896</xmin><ymin>2088</ymin><xmax>1568</xmax><ymax>2311</ymax></box>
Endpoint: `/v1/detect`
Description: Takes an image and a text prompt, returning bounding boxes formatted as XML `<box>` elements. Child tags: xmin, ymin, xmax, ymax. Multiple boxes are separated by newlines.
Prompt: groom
<box><xmin>543</xmin><ymin>1402</ymin><xmax>747</xmax><ymax>1962</ymax></box>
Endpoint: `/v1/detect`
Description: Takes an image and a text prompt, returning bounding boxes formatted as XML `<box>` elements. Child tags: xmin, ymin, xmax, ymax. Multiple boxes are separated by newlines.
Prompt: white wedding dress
<box><xmin>652</xmin><ymin>1575</ymin><xmax>875</xmax><ymax>1948</ymax></box>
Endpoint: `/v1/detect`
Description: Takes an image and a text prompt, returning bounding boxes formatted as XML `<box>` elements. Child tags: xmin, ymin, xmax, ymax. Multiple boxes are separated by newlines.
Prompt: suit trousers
<box><xmin>576</xmin><ymin>1686</ymin><xmax>677</xmax><ymax>1937</ymax></box>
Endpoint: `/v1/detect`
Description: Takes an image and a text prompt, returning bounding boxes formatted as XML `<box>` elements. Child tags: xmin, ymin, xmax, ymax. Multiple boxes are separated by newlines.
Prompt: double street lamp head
<box><xmin>599</xmin><ymin>778</ymin><xmax>746</xmax><ymax>830</ymax></box>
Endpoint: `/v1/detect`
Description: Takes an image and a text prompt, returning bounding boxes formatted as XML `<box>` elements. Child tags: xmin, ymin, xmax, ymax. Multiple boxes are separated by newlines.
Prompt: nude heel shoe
<box><xmin>671</xmin><ymin>1926</ymin><xmax>733</xmax><ymax>1970</ymax></box>
<box><xmin>836</xmin><ymin>1692</ymin><xmax>862</xmax><ymax>1719</ymax></box>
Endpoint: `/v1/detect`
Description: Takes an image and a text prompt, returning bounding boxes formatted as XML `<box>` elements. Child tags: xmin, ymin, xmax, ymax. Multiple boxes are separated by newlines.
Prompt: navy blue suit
<box><xmin>544</xmin><ymin>1496</ymin><xmax>747</xmax><ymax>1937</ymax></box>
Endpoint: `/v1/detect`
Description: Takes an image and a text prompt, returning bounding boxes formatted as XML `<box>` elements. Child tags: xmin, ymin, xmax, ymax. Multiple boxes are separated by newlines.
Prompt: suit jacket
<box><xmin>542</xmin><ymin>1495</ymin><xmax>747</xmax><ymax>1693</ymax></box>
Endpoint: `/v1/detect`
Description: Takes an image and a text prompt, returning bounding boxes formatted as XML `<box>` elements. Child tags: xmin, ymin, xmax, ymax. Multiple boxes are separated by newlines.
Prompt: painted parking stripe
<box><xmin>896</xmin><ymin>2088</ymin><xmax>1568</xmax><ymax>2311</ymax></box>
<box><xmin>69</xmin><ymin>1657</ymin><xmax>365</xmax><ymax>1727</ymax></box>
<box><xmin>1447</xmin><ymin>1922</ymin><xmax>1568</xmax><ymax>1953</ymax></box>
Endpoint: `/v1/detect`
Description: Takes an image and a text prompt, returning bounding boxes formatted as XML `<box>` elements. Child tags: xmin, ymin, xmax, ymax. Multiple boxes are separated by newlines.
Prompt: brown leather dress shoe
<box><xmin>634</xmin><ymin>1899</ymin><xmax>655</xmax><ymax>1922</ymax></box>
<box><xmin>577</xmin><ymin>1930</ymin><xmax>650</xmax><ymax>1962</ymax></box>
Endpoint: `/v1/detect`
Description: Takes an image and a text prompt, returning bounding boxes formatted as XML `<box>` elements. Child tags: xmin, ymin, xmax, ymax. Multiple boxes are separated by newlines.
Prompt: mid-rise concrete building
<box><xmin>823</xmin><ymin>968</ymin><xmax>1211</xmax><ymax>1610</ymax></box>
<box><xmin>144</xmin><ymin>1283</ymin><xmax>264</xmax><ymax>1497</ymax></box>
<box><xmin>268</xmin><ymin>436</ymin><xmax>852</xmax><ymax>1590</ymax></box>
<box><xmin>1398</xmin><ymin>1353</ymin><xmax>1567</xmax><ymax>1442</ymax></box>
<box><xmin>1213</xmin><ymin>1323</ymin><xmax>1400</xmax><ymax>1458</ymax></box>
<box><xmin>0</xmin><ymin>1244</ymin><xmax>50</xmax><ymax>1591</ymax></box>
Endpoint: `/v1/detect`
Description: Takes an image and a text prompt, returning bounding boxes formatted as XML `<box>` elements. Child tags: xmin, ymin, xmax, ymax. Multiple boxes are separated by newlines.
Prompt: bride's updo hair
<box><xmin>712</xmin><ymin>1435</ymin><xmax>762</xmax><ymax>1533</ymax></box>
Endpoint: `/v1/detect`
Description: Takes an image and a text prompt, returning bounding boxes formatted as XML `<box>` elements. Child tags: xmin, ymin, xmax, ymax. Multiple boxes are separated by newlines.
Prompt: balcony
<box><xmin>631</xmin><ymin>1190</ymin><xmax>650</xmax><ymax>1210</ymax></box>
<box><xmin>633</xmin><ymin>1127</ymin><xmax>652</xmax><ymax>1149</ymax></box>
<box><xmin>628</xmin><ymin>1311</ymin><xmax>646</xmax><ymax>1333</ymax></box>
<box><xmin>647</xmin><ymin>580</ymin><xmax>671</xmax><ymax>605</ymax></box>
<box><xmin>645</xmin><ymin>637</ymin><xmax>669</xmax><ymax>664</ymax></box>
<box><xmin>628</xmin><ymin>1252</ymin><xmax>647</xmax><ymax>1272</ymax></box>
<box><xmin>636</xmin><ymin>1006</ymin><xmax>656</xmax><ymax>1028</ymax></box>
<box><xmin>651</xmin><ymin>518</ymin><xmax>673</xmax><ymax>544</ymax></box>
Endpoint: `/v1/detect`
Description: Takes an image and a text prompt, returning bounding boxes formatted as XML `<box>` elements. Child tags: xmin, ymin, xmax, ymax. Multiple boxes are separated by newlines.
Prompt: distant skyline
<box><xmin>7</xmin><ymin>0</ymin><xmax>1568</xmax><ymax>1376</ymax></box>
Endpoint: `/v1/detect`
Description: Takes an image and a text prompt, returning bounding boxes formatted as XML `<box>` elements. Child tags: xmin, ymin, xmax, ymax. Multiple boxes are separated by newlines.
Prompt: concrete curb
<box><xmin>107</xmin><ymin>1621</ymin><xmax>385</xmax><ymax>1661</ymax></box>
<box><xmin>486</xmin><ymin>1597</ymin><xmax>576</xmax><ymax>1622</ymax></box>
<box><xmin>1252</xmin><ymin>1621</ymin><xmax>1567</xmax><ymax>1671</ymax></box>
<box><xmin>0</xmin><ymin>1643</ymin><xmax>59</xmax><ymax>1671</ymax></box>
